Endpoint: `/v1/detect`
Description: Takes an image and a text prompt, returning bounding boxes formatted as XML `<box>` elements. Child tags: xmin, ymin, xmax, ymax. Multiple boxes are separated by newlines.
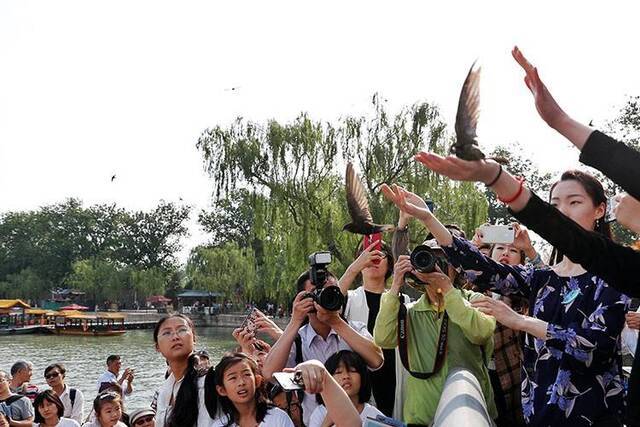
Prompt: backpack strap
<box><xmin>2</xmin><ymin>394</ymin><xmax>25</xmax><ymax>405</ymax></box>
<box><xmin>69</xmin><ymin>388</ymin><xmax>77</xmax><ymax>407</ymax></box>
<box><xmin>294</xmin><ymin>334</ymin><xmax>303</xmax><ymax>365</ymax></box>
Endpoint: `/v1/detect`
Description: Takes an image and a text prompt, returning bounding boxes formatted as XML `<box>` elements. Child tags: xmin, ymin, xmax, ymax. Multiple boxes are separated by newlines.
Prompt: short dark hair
<box><xmin>317</xmin><ymin>350</ymin><xmax>371</xmax><ymax>406</ymax></box>
<box><xmin>295</xmin><ymin>270</ymin><xmax>337</xmax><ymax>295</ymax></box>
<box><xmin>44</xmin><ymin>363</ymin><xmax>66</xmax><ymax>378</ymax></box>
<box><xmin>10</xmin><ymin>361</ymin><xmax>30</xmax><ymax>376</ymax></box>
<box><xmin>34</xmin><ymin>390</ymin><xmax>64</xmax><ymax>423</ymax></box>
<box><xmin>106</xmin><ymin>355</ymin><xmax>121</xmax><ymax>365</ymax></box>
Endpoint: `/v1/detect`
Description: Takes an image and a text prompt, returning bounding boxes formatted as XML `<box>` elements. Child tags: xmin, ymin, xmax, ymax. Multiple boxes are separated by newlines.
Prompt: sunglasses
<box><xmin>45</xmin><ymin>372</ymin><xmax>61</xmax><ymax>380</ymax></box>
<box><xmin>134</xmin><ymin>415</ymin><xmax>155</xmax><ymax>425</ymax></box>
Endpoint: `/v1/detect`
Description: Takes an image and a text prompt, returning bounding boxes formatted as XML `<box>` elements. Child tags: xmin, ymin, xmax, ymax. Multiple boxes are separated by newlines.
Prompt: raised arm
<box><xmin>413</xmin><ymin>150</ymin><xmax>640</xmax><ymax>298</ymax></box>
<box><xmin>373</xmin><ymin>255</ymin><xmax>413</xmax><ymax>348</ymax></box>
<box><xmin>262</xmin><ymin>292</ymin><xmax>314</xmax><ymax>380</ymax></box>
<box><xmin>513</xmin><ymin>46</ymin><xmax>640</xmax><ymax>199</ymax></box>
<box><xmin>337</xmin><ymin>241</ymin><xmax>384</xmax><ymax>295</ymax></box>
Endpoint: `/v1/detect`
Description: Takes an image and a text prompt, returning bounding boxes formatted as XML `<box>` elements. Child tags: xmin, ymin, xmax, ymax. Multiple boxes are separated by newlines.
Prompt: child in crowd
<box><xmin>308</xmin><ymin>350</ymin><xmax>384</xmax><ymax>427</ymax></box>
<box><xmin>82</xmin><ymin>392</ymin><xmax>127</xmax><ymax>427</ymax></box>
<box><xmin>33</xmin><ymin>390</ymin><xmax>79</xmax><ymax>427</ymax></box>
<box><xmin>153</xmin><ymin>314</ymin><xmax>216</xmax><ymax>427</ymax></box>
<box><xmin>212</xmin><ymin>353</ymin><xmax>293</xmax><ymax>427</ymax></box>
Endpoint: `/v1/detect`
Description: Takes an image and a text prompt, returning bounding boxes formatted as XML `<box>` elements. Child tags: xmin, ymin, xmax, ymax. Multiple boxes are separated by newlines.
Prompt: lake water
<box><xmin>0</xmin><ymin>327</ymin><xmax>237</xmax><ymax>416</ymax></box>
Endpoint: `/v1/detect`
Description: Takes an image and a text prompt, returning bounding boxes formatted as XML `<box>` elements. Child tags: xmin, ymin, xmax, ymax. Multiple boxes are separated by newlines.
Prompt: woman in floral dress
<box><xmin>382</xmin><ymin>170</ymin><xmax>629</xmax><ymax>427</ymax></box>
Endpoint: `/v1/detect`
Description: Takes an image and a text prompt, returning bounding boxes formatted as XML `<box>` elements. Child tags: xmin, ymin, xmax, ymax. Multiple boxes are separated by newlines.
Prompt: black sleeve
<box><xmin>509</xmin><ymin>192</ymin><xmax>640</xmax><ymax>297</ymax></box>
<box><xmin>579</xmin><ymin>130</ymin><xmax>640</xmax><ymax>200</ymax></box>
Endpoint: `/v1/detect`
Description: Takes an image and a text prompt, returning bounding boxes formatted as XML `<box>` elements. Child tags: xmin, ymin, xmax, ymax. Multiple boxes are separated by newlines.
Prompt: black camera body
<box><xmin>303</xmin><ymin>251</ymin><xmax>344</xmax><ymax>311</ymax></box>
<box><xmin>405</xmin><ymin>244</ymin><xmax>448</xmax><ymax>286</ymax></box>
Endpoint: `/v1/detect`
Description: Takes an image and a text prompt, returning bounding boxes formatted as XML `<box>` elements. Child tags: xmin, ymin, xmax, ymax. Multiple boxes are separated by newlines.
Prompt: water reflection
<box><xmin>0</xmin><ymin>327</ymin><xmax>237</xmax><ymax>415</ymax></box>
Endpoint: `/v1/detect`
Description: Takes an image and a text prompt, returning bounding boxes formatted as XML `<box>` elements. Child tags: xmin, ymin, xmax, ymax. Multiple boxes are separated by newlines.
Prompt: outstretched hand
<box><xmin>512</xmin><ymin>46</ymin><xmax>567</xmax><ymax>129</ymax></box>
<box><xmin>414</xmin><ymin>151</ymin><xmax>500</xmax><ymax>184</ymax></box>
<box><xmin>380</xmin><ymin>184</ymin><xmax>431</xmax><ymax>221</ymax></box>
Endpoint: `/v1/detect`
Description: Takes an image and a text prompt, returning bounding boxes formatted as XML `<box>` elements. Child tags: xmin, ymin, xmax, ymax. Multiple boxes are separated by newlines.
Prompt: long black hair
<box><xmin>214</xmin><ymin>352</ymin><xmax>270</xmax><ymax>427</ymax></box>
<box><xmin>153</xmin><ymin>314</ymin><xmax>200</xmax><ymax>427</ymax></box>
<box><xmin>316</xmin><ymin>350</ymin><xmax>371</xmax><ymax>406</ymax></box>
<box><xmin>548</xmin><ymin>170</ymin><xmax>610</xmax><ymax>265</ymax></box>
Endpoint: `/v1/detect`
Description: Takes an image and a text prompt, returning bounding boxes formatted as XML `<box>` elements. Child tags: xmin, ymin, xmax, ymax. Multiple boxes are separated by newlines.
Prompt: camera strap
<box><xmin>397</xmin><ymin>295</ymin><xmax>448</xmax><ymax>380</ymax></box>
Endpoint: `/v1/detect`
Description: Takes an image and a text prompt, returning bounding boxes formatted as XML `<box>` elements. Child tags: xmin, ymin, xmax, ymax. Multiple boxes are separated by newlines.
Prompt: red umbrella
<box><xmin>60</xmin><ymin>303</ymin><xmax>89</xmax><ymax>311</ymax></box>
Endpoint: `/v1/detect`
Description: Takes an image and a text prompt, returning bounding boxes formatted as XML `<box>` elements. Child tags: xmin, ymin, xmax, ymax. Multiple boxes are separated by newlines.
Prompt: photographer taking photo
<box><xmin>374</xmin><ymin>190</ymin><xmax>497</xmax><ymax>426</ymax></box>
<box><xmin>262</xmin><ymin>252</ymin><xmax>383</xmax><ymax>426</ymax></box>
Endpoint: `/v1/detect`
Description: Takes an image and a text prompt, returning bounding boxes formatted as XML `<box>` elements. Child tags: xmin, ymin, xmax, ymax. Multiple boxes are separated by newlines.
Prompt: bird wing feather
<box><xmin>345</xmin><ymin>162</ymin><xmax>374</xmax><ymax>224</ymax></box>
<box><xmin>454</xmin><ymin>62</ymin><xmax>481</xmax><ymax>148</ymax></box>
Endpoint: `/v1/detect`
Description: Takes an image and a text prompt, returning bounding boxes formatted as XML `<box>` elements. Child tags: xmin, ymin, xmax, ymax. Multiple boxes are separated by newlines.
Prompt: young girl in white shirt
<box><xmin>212</xmin><ymin>353</ymin><xmax>293</xmax><ymax>427</ymax></box>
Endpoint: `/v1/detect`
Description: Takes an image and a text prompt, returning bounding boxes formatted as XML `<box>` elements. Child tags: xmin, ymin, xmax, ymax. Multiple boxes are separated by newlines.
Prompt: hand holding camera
<box><xmin>314</xmin><ymin>302</ymin><xmax>342</xmax><ymax>328</ymax></box>
<box><xmin>252</xmin><ymin>310</ymin><xmax>283</xmax><ymax>340</ymax></box>
<box><xmin>303</xmin><ymin>251</ymin><xmax>344</xmax><ymax>312</ymax></box>
<box><xmin>352</xmin><ymin>239</ymin><xmax>385</xmax><ymax>273</ymax></box>
<box><xmin>284</xmin><ymin>359</ymin><xmax>328</xmax><ymax>394</ymax></box>
<box><xmin>292</xmin><ymin>291</ymin><xmax>316</xmax><ymax>326</ymax></box>
<box><xmin>232</xmin><ymin>327</ymin><xmax>257</xmax><ymax>354</ymax></box>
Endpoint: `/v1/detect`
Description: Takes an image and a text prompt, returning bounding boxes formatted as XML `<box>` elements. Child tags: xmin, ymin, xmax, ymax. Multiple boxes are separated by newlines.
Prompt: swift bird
<box><xmin>449</xmin><ymin>62</ymin><xmax>508</xmax><ymax>164</ymax></box>
<box><xmin>342</xmin><ymin>162</ymin><xmax>395</xmax><ymax>235</ymax></box>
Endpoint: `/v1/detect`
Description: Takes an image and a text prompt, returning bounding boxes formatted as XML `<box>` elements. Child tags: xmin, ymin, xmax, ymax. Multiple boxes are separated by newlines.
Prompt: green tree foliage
<box><xmin>195</xmin><ymin>96</ymin><xmax>489</xmax><ymax>304</ymax></box>
<box><xmin>185</xmin><ymin>243</ymin><xmax>256</xmax><ymax>303</ymax></box>
<box><xmin>0</xmin><ymin>200</ymin><xmax>190</xmax><ymax>305</ymax></box>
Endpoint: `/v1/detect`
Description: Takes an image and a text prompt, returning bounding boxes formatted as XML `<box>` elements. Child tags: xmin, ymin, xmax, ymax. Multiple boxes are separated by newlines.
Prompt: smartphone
<box><xmin>479</xmin><ymin>224</ymin><xmax>514</xmax><ymax>244</ymax></box>
<box><xmin>273</xmin><ymin>372</ymin><xmax>304</xmax><ymax>391</ymax></box>
<box><xmin>605</xmin><ymin>196</ymin><xmax>618</xmax><ymax>223</ymax></box>
<box><xmin>363</xmin><ymin>233</ymin><xmax>383</xmax><ymax>265</ymax></box>
<box><xmin>240</xmin><ymin>308</ymin><xmax>258</xmax><ymax>333</ymax></box>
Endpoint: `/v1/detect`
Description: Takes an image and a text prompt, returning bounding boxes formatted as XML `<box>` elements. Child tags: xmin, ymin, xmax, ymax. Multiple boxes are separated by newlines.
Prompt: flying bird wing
<box><xmin>454</xmin><ymin>62</ymin><xmax>481</xmax><ymax>150</ymax></box>
<box><xmin>345</xmin><ymin>162</ymin><xmax>373</xmax><ymax>225</ymax></box>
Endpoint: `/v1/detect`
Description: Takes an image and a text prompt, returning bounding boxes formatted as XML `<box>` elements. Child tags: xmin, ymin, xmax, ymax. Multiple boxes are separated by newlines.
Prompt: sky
<box><xmin>1</xmin><ymin>1</ymin><xmax>639</xmax><ymax>262</ymax></box>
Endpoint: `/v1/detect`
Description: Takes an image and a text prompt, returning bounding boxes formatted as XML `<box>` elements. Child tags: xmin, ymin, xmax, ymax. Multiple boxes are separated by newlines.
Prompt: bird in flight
<box><xmin>449</xmin><ymin>62</ymin><xmax>507</xmax><ymax>164</ymax></box>
<box><xmin>343</xmin><ymin>162</ymin><xmax>395</xmax><ymax>235</ymax></box>
<box><xmin>111</xmin><ymin>174</ymin><xmax>116</xmax><ymax>182</ymax></box>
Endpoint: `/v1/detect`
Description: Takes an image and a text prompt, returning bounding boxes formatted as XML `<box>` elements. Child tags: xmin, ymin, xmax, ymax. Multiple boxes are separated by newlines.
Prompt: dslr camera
<box><xmin>404</xmin><ymin>242</ymin><xmax>449</xmax><ymax>287</ymax></box>
<box><xmin>303</xmin><ymin>251</ymin><xmax>344</xmax><ymax>311</ymax></box>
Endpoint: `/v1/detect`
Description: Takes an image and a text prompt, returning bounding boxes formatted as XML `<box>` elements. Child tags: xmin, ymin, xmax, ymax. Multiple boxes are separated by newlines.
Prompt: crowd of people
<box><xmin>3</xmin><ymin>47</ymin><xmax>640</xmax><ymax>427</ymax></box>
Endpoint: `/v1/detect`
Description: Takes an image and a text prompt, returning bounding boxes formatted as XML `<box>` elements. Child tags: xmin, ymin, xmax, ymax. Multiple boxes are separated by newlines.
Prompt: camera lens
<box><xmin>410</xmin><ymin>245</ymin><xmax>437</xmax><ymax>273</ymax></box>
<box><xmin>318</xmin><ymin>286</ymin><xmax>344</xmax><ymax>311</ymax></box>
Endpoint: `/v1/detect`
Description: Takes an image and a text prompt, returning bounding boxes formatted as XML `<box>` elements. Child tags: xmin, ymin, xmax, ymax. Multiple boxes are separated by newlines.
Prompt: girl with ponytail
<box><xmin>153</xmin><ymin>314</ymin><xmax>216</xmax><ymax>427</ymax></box>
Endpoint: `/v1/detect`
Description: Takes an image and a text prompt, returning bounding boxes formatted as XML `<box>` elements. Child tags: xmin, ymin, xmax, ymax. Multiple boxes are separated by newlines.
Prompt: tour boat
<box><xmin>54</xmin><ymin>312</ymin><xmax>126</xmax><ymax>336</ymax></box>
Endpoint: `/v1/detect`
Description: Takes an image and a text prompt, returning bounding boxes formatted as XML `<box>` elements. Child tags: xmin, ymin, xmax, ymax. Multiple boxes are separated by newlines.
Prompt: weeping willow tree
<box><xmin>193</xmin><ymin>95</ymin><xmax>489</xmax><ymax>304</ymax></box>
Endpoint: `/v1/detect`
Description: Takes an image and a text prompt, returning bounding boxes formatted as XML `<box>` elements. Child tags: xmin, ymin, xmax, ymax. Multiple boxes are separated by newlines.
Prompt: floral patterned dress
<box><xmin>443</xmin><ymin>236</ymin><xmax>629</xmax><ymax>426</ymax></box>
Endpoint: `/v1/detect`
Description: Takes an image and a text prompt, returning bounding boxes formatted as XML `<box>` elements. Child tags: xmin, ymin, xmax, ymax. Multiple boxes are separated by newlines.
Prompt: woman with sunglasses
<box><xmin>44</xmin><ymin>364</ymin><xmax>83</xmax><ymax>424</ymax></box>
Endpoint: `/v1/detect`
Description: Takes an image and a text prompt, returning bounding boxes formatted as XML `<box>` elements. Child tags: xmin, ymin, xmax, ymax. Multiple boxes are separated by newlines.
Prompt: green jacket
<box><xmin>373</xmin><ymin>288</ymin><xmax>497</xmax><ymax>425</ymax></box>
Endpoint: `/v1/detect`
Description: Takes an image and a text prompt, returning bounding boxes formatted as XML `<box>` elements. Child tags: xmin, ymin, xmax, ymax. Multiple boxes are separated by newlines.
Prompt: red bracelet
<box><xmin>498</xmin><ymin>177</ymin><xmax>525</xmax><ymax>204</ymax></box>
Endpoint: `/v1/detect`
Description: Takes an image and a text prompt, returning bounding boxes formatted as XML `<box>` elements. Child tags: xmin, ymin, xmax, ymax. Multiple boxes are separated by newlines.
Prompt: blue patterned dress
<box><xmin>443</xmin><ymin>236</ymin><xmax>629</xmax><ymax>426</ymax></box>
